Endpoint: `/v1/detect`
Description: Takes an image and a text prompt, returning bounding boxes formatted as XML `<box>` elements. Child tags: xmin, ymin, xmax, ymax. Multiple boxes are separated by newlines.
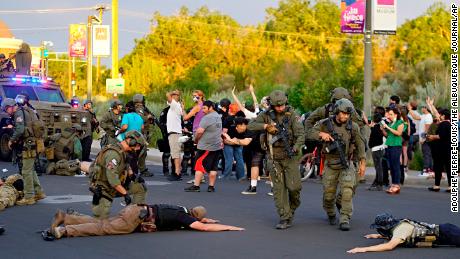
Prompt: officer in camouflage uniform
<box><xmin>305</xmin><ymin>87</ymin><xmax>368</xmax><ymax>206</ymax></box>
<box><xmin>82</xmin><ymin>99</ymin><xmax>99</xmax><ymax>162</ymax></box>
<box><xmin>100</xmin><ymin>100</ymin><xmax>123</xmax><ymax>148</ymax></box>
<box><xmin>8</xmin><ymin>94</ymin><xmax>46</xmax><ymax>206</ymax></box>
<box><xmin>89</xmin><ymin>130</ymin><xmax>148</xmax><ymax>219</ymax></box>
<box><xmin>248</xmin><ymin>90</ymin><xmax>304</xmax><ymax>230</ymax></box>
<box><xmin>0</xmin><ymin>174</ymin><xmax>24</xmax><ymax>211</ymax></box>
<box><xmin>132</xmin><ymin>94</ymin><xmax>155</xmax><ymax>177</ymax></box>
<box><xmin>309</xmin><ymin>98</ymin><xmax>366</xmax><ymax>231</ymax></box>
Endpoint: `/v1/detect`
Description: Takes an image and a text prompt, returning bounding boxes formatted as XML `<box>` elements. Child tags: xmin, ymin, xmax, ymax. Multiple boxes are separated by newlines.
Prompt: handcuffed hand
<box><xmin>124</xmin><ymin>194</ymin><xmax>132</xmax><ymax>205</ymax></box>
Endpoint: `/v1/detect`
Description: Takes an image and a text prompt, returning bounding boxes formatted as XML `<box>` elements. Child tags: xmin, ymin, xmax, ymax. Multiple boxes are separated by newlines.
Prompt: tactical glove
<box><xmin>124</xmin><ymin>194</ymin><xmax>132</xmax><ymax>205</ymax></box>
<box><xmin>266</xmin><ymin>124</ymin><xmax>279</xmax><ymax>135</ymax></box>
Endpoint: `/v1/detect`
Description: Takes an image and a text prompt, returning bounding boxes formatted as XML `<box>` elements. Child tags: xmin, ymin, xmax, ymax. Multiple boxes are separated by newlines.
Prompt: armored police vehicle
<box><xmin>0</xmin><ymin>75</ymin><xmax>91</xmax><ymax>161</ymax></box>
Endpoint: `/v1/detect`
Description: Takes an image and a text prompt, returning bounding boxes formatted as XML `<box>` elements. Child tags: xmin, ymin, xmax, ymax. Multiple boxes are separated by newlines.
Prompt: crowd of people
<box><xmin>367</xmin><ymin>95</ymin><xmax>453</xmax><ymax>194</ymax></box>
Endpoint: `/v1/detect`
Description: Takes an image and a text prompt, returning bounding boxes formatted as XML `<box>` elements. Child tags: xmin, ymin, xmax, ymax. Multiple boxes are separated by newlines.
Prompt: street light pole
<box><xmin>87</xmin><ymin>16</ymin><xmax>93</xmax><ymax>101</ymax></box>
<box><xmin>363</xmin><ymin>0</ymin><xmax>373</xmax><ymax>116</ymax></box>
<box><xmin>111</xmin><ymin>0</ymin><xmax>119</xmax><ymax>79</ymax></box>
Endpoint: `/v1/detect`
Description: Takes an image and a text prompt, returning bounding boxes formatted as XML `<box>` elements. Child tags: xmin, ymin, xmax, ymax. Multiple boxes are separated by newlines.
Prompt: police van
<box><xmin>0</xmin><ymin>75</ymin><xmax>91</xmax><ymax>161</ymax></box>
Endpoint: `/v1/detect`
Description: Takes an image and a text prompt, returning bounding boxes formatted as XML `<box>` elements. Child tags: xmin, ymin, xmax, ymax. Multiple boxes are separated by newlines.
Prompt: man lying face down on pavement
<box><xmin>43</xmin><ymin>203</ymin><xmax>244</xmax><ymax>240</ymax></box>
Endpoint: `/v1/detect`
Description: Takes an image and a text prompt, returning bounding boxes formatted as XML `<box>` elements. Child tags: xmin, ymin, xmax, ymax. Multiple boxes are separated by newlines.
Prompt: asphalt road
<box><xmin>0</xmin><ymin>160</ymin><xmax>459</xmax><ymax>259</ymax></box>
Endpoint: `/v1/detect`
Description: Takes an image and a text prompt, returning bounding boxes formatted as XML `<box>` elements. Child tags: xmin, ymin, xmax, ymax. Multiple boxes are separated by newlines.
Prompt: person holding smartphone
<box><xmin>380</xmin><ymin>107</ymin><xmax>405</xmax><ymax>195</ymax></box>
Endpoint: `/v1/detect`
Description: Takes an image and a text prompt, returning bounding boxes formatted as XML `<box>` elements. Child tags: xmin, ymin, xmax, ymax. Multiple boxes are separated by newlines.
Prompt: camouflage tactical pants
<box><xmin>269</xmin><ymin>158</ymin><xmax>302</xmax><ymax>221</ymax></box>
<box><xmin>22</xmin><ymin>157</ymin><xmax>44</xmax><ymax>199</ymax></box>
<box><xmin>138</xmin><ymin>145</ymin><xmax>147</xmax><ymax>173</ymax></box>
<box><xmin>322</xmin><ymin>164</ymin><xmax>356</xmax><ymax>223</ymax></box>
<box><xmin>92</xmin><ymin>181</ymin><xmax>147</xmax><ymax>219</ymax></box>
<box><xmin>336</xmin><ymin>162</ymin><xmax>360</xmax><ymax>207</ymax></box>
<box><xmin>66</xmin><ymin>205</ymin><xmax>143</xmax><ymax>237</ymax></box>
<box><xmin>0</xmin><ymin>186</ymin><xmax>17</xmax><ymax>210</ymax></box>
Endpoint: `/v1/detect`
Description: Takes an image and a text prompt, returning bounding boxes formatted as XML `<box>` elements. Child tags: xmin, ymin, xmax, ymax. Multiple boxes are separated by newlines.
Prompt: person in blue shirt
<box><xmin>118</xmin><ymin>101</ymin><xmax>144</xmax><ymax>141</ymax></box>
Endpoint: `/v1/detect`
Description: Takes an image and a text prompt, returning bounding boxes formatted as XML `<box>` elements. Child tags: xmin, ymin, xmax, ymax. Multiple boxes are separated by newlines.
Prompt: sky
<box><xmin>0</xmin><ymin>0</ymin><xmax>453</xmax><ymax>64</ymax></box>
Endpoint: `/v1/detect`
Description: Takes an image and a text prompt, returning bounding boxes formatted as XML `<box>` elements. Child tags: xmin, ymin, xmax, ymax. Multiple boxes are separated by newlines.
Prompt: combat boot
<box><xmin>328</xmin><ymin>215</ymin><xmax>337</xmax><ymax>225</ymax></box>
<box><xmin>339</xmin><ymin>222</ymin><xmax>351</xmax><ymax>231</ymax></box>
<box><xmin>16</xmin><ymin>198</ymin><xmax>36</xmax><ymax>206</ymax></box>
<box><xmin>34</xmin><ymin>192</ymin><xmax>47</xmax><ymax>201</ymax></box>
<box><xmin>140</xmin><ymin>169</ymin><xmax>154</xmax><ymax>177</ymax></box>
<box><xmin>0</xmin><ymin>225</ymin><xmax>5</xmax><ymax>235</ymax></box>
<box><xmin>275</xmin><ymin>220</ymin><xmax>289</xmax><ymax>230</ymax></box>
<box><xmin>51</xmin><ymin>210</ymin><xmax>66</xmax><ymax>229</ymax></box>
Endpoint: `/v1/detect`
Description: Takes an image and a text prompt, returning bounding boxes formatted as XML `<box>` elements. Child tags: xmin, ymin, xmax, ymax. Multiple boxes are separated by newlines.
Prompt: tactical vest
<box><xmin>267</xmin><ymin>107</ymin><xmax>294</xmax><ymax>148</ymax></box>
<box><xmin>20</xmin><ymin>106</ymin><xmax>45</xmax><ymax>139</ymax></box>
<box><xmin>380</xmin><ymin>219</ymin><xmax>440</xmax><ymax>248</ymax></box>
<box><xmin>54</xmin><ymin>131</ymin><xmax>76</xmax><ymax>160</ymax></box>
<box><xmin>89</xmin><ymin>144</ymin><xmax>127</xmax><ymax>197</ymax></box>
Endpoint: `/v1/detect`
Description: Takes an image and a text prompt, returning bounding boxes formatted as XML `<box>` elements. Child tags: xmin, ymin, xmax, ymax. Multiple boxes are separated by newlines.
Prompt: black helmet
<box><xmin>15</xmin><ymin>94</ymin><xmax>29</xmax><ymax>106</ymax></box>
<box><xmin>370</xmin><ymin>213</ymin><xmax>400</xmax><ymax>230</ymax></box>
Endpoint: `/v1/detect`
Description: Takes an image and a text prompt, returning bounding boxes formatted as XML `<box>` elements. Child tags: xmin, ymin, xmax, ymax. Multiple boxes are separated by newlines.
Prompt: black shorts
<box><xmin>194</xmin><ymin>149</ymin><xmax>222</xmax><ymax>173</ymax></box>
<box><xmin>251</xmin><ymin>151</ymin><xmax>265</xmax><ymax>167</ymax></box>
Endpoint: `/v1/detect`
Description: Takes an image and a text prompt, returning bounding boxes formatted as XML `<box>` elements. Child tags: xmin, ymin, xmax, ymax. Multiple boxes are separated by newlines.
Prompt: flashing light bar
<box><xmin>11</xmin><ymin>76</ymin><xmax>47</xmax><ymax>84</ymax></box>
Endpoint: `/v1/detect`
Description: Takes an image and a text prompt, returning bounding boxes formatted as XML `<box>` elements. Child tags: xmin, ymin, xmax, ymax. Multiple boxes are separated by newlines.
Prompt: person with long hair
<box><xmin>380</xmin><ymin>107</ymin><xmax>405</xmax><ymax>194</ymax></box>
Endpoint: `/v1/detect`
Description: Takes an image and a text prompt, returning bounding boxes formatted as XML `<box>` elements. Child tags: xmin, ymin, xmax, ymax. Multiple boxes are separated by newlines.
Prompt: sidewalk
<box><xmin>91</xmin><ymin>140</ymin><xmax>446</xmax><ymax>188</ymax></box>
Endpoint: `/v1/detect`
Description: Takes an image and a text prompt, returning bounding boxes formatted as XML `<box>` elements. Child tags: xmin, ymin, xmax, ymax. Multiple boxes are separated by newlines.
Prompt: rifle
<box><xmin>324</xmin><ymin>118</ymin><xmax>348</xmax><ymax>168</ymax></box>
<box><xmin>268</xmin><ymin>110</ymin><xmax>295</xmax><ymax>159</ymax></box>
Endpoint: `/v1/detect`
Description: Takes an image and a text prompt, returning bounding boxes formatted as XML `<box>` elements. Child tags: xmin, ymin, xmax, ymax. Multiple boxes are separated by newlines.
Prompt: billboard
<box><xmin>341</xmin><ymin>0</ymin><xmax>366</xmax><ymax>34</ymax></box>
<box><xmin>69</xmin><ymin>24</ymin><xmax>87</xmax><ymax>57</ymax></box>
<box><xmin>372</xmin><ymin>0</ymin><xmax>397</xmax><ymax>35</ymax></box>
<box><xmin>92</xmin><ymin>25</ymin><xmax>110</xmax><ymax>57</ymax></box>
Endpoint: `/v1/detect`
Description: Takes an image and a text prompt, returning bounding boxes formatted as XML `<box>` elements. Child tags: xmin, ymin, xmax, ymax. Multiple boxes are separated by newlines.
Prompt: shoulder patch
<box><xmin>15</xmin><ymin>116</ymin><xmax>23</xmax><ymax>123</ymax></box>
<box><xmin>111</xmin><ymin>159</ymin><xmax>118</xmax><ymax>166</ymax></box>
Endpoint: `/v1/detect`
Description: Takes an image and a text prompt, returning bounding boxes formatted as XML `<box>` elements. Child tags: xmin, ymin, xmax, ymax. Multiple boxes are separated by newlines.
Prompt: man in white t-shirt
<box><xmin>408</xmin><ymin>104</ymin><xmax>433</xmax><ymax>174</ymax></box>
<box><xmin>166</xmin><ymin>90</ymin><xmax>184</xmax><ymax>181</ymax></box>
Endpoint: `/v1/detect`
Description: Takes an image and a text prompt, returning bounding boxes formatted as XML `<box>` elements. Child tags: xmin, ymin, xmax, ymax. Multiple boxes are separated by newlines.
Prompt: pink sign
<box><xmin>69</xmin><ymin>24</ymin><xmax>87</xmax><ymax>57</ymax></box>
<box><xmin>340</xmin><ymin>0</ymin><xmax>366</xmax><ymax>34</ymax></box>
<box><xmin>378</xmin><ymin>0</ymin><xmax>394</xmax><ymax>5</ymax></box>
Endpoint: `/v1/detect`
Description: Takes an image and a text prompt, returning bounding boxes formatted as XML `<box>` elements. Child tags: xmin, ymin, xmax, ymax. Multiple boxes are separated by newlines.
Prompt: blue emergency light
<box><xmin>11</xmin><ymin>76</ymin><xmax>47</xmax><ymax>84</ymax></box>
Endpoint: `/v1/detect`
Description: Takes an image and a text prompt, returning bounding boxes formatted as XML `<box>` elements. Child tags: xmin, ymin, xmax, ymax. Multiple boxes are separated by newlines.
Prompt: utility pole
<box><xmin>95</xmin><ymin>5</ymin><xmax>107</xmax><ymax>84</ymax></box>
<box><xmin>87</xmin><ymin>16</ymin><xmax>93</xmax><ymax>101</ymax></box>
<box><xmin>87</xmin><ymin>15</ymin><xmax>100</xmax><ymax>100</ymax></box>
<box><xmin>111</xmin><ymin>0</ymin><xmax>119</xmax><ymax>79</ymax></box>
<box><xmin>363</xmin><ymin>0</ymin><xmax>373</xmax><ymax>116</ymax></box>
<box><xmin>68</xmin><ymin>55</ymin><xmax>72</xmax><ymax>99</ymax></box>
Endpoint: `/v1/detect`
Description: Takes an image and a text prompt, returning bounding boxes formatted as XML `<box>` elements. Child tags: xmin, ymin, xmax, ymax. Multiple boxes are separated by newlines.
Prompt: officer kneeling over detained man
<box><xmin>347</xmin><ymin>213</ymin><xmax>460</xmax><ymax>253</ymax></box>
<box><xmin>88</xmin><ymin>130</ymin><xmax>148</xmax><ymax>219</ymax></box>
<box><xmin>248</xmin><ymin>90</ymin><xmax>304</xmax><ymax>230</ymax></box>
<box><xmin>46</xmin><ymin>204</ymin><xmax>244</xmax><ymax>239</ymax></box>
<box><xmin>308</xmin><ymin>98</ymin><xmax>366</xmax><ymax>231</ymax></box>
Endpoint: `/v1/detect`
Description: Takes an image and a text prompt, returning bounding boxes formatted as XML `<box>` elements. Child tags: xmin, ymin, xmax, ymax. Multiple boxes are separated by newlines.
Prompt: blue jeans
<box><xmin>439</xmin><ymin>223</ymin><xmax>460</xmax><ymax>246</ymax></box>
<box><xmin>222</xmin><ymin>145</ymin><xmax>245</xmax><ymax>179</ymax></box>
<box><xmin>387</xmin><ymin>146</ymin><xmax>402</xmax><ymax>185</ymax></box>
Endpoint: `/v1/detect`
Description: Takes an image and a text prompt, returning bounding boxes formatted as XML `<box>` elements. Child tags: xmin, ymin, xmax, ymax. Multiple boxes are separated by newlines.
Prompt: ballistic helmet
<box><xmin>110</xmin><ymin>100</ymin><xmax>123</xmax><ymax>109</ymax></box>
<box><xmin>133</xmin><ymin>94</ymin><xmax>144</xmax><ymax>103</ymax></box>
<box><xmin>334</xmin><ymin>98</ymin><xmax>354</xmax><ymax>114</ymax></box>
<box><xmin>330</xmin><ymin>87</ymin><xmax>352</xmax><ymax>103</ymax></box>
<box><xmin>2</xmin><ymin>99</ymin><xmax>16</xmax><ymax>109</ymax></box>
<box><xmin>124</xmin><ymin>130</ymin><xmax>147</xmax><ymax>147</ymax></box>
<box><xmin>269</xmin><ymin>90</ymin><xmax>287</xmax><ymax>106</ymax></box>
<box><xmin>370</xmin><ymin>213</ymin><xmax>400</xmax><ymax>230</ymax></box>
